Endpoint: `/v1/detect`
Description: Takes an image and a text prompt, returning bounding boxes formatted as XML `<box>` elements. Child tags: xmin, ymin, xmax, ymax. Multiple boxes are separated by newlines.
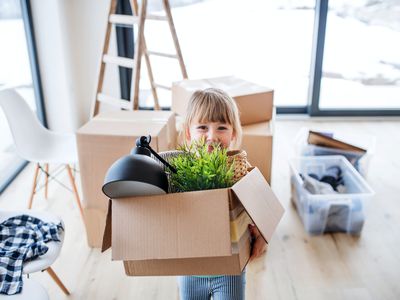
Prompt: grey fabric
<box><xmin>302</xmin><ymin>174</ymin><xmax>336</xmax><ymax>195</ymax></box>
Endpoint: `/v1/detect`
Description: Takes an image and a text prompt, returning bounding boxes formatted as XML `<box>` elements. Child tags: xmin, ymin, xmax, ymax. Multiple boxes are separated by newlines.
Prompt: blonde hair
<box><xmin>183</xmin><ymin>88</ymin><xmax>242</xmax><ymax>148</ymax></box>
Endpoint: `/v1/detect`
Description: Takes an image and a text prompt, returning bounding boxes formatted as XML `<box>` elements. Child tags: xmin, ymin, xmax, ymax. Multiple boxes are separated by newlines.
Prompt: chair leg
<box><xmin>66</xmin><ymin>164</ymin><xmax>84</xmax><ymax>220</ymax></box>
<box><xmin>46</xmin><ymin>267</ymin><xmax>70</xmax><ymax>295</ymax></box>
<box><xmin>28</xmin><ymin>163</ymin><xmax>40</xmax><ymax>209</ymax></box>
<box><xmin>45</xmin><ymin>163</ymin><xmax>49</xmax><ymax>199</ymax></box>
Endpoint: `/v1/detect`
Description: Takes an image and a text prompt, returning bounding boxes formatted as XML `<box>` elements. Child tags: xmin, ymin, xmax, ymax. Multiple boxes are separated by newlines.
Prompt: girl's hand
<box><xmin>248</xmin><ymin>224</ymin><xmax>267</xmax><ymax>261</ymax></box>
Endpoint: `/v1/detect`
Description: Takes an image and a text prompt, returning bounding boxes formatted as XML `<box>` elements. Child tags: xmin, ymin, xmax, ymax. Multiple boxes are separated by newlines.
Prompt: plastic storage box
<box><xmin>293</xmin><ymin>128</ymin><xmax>376</xmax><ymax>177</ymax></box>
<box><xmin>289</xmin><ymin>156</ymin><xmax>374</xmax><ymax>235</ymax></box>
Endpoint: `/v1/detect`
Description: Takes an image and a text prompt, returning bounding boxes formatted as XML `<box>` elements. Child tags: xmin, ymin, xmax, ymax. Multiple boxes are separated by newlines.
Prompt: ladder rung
<box><xmin>103</xmin><ymin>54</ymin><xmax>134</xmax><ymax>68</ymax></box>
<box><xmin>109</xmin><ymin>14</ymin><xmax>138</xmax><ymax>25</ymax></box>
<box><xmin>147</xmin><ymin>51</ymin><xmax>178</xmax><ymax>59</ymax></box>
<box><xmin>146</xmin><ymin>14</ymin><xmax>168</xmax><ymax>21</ymax></box>
<box><xmin>97</xmin><ymin>93</ymin><xmax>131</xmax><ymax>109</ymax></box>
<box><xmin>154</xmin><ymin>83</ymin><xmax>171</xmax><ymax>91</ymax></box>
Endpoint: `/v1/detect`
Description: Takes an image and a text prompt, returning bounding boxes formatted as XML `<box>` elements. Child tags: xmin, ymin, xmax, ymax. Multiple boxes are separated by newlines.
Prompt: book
<box><xmin>307</xmin><ymin>131</ymin><xmax>367</xmax><ymax>154</ymax></box>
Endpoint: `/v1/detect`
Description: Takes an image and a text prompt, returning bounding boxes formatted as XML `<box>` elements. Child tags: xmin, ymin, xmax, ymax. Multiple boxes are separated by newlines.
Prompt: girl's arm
<box><xmin>248</xmin><ymin>224</ymin><xmax>268</xmax><ymax>261</ymax></box>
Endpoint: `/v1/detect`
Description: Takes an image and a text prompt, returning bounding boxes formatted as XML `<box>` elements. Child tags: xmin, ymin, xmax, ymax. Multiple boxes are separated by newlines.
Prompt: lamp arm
<box><xmin>146</xmin><ymin>146</ymin><xmax>177</xmax><ymax>174</ymax></box>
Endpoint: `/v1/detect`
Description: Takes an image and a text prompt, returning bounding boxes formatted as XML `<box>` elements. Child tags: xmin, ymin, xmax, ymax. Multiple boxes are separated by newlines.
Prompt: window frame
<box><xmin>0</xmin><ymin>0</ymin><xmax>47</xmax><ymax>193</ymax></box>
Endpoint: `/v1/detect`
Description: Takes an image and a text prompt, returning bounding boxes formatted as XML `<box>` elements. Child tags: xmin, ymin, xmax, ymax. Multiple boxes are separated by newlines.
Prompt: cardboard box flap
<box><xmin>77</xmin><ymin>120</ymin><xmax>165</xmax><ymax>137</ymax></box>
<box><xmin>98</xmin><ymin>110</ymin><xmax>175</xmax><ymax>123</ymax></box>
<box><xmin>176</xmin><ymin>76</ymin><xmax>272</xmax><ymax>96</ymax></box>
<box><xmin>242</xmin><ymin>121</ymin><xmax>273</xmax><ymax>136</ymax></box>
<box><xmin>101</xmin><ymin>200</ymin><xmax>112</xmax><ymax>252</ymax></box>
<box><xmin>231</xmin><ymin>168</ymin><xmax>284</xmax><ymax>243</ymax></box>
<box><xmin>111</xmin><ymin>189</ymin><xmax>232</xmax><ymax>261</ymax></box>
<box><xmin>207</xmin><ymin>76</ymin><xmax>273</xmax><ymax>97</ymax></box>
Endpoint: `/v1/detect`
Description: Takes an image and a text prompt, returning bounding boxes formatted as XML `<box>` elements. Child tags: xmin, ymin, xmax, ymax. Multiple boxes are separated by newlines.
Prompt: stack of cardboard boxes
<box><xmin>172</xmin><ymin>76</ymin><xmax>274</xmax><ymax>183</ymax></box>
<box><xmin>76</xmin><ymin>78</ymin><xmax>283</xmax><ymax>275</ymax></box>
<box><xmin>76</xmin><ymin>110</ymin><xmax>176</xmax><ymax>247</ymax></box>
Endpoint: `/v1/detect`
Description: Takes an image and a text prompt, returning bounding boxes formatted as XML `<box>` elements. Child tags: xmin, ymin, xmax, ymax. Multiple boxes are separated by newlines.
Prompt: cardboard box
<box><xmin>83</xmin><ymin>208</ymin><xmax>107</xmax><ymax>248</ymax></box>
<box><xmin>172</xmin><ymin>76</ymin><xmax>274</xmax><ymax>125</ymax></box>
<box><xmin>102</xmin><ymin>168</ymin><xmax>284</xmax><ymax>276</ymax></box>
<box><xmin>77</xmin><ymin>110</ymin><xmax>175</xmax><ymax>247</ymax></box>
<box><xmin>242</xmin><ymin>121</ymin><xmax>273</xmax><ymax>184</ymax></box>
<box><xmin>95</xmin><ymin>110</ymin><xmax>177</xmax><ymax>149</ymax></box>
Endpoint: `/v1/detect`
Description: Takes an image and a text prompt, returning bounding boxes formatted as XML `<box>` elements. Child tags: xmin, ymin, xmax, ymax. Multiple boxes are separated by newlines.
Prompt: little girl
<box><xmin>178</xmin><ymin>88</ymin><xmax>267</xmax><ymax>300</ymax></box>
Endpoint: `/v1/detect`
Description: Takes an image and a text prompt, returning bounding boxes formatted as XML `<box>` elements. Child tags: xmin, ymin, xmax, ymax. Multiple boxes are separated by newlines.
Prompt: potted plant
<box><xmin>168</xmin><ymin>141</ymin><xmax>235</xmax><ymax>192</ymax></box>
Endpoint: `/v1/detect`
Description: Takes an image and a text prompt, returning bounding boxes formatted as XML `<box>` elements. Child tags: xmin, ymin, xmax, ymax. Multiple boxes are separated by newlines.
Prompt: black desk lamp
<box><xmin>102</xmin><ymin>135</ymin><xmax>177</xmax><ymax>198</ymax></box>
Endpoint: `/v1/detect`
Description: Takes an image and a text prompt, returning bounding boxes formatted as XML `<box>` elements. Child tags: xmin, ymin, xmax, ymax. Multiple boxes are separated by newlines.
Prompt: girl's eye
<box><xmin>197</xmin><ymin>125</ymin><xmax>207</xmax><ymax>130</ymax></box>
<box><xmin>218</xmin><ymin>126</ymin><xmax>228</xmax><ymax>130</ymax></box>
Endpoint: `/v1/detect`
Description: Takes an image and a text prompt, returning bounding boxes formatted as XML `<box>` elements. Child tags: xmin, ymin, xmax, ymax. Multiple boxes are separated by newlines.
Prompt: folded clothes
<box><xmin>228</xmin><ymin>193</ymin><xmax>244</xmax><ymax>212</ymax></box>
<box><xmin>231</xmin><ymin>227</ymin><xmax>251</xmax><ymax>254</ymax></box>
<box><xmin>320</xmin><ymin>166</ymin><xmax>344</xmax><ymax>191</ymax></box>
<box><xmin>325</xmin><ymin>204</ymin><xmax>350</xmax><ymax>232</ymax></box>
<box><xmin>302</xmin><ymin>165</ymin><xmax>346</xmax><ymax>193</ymax></box>
<box><xmin>324</xmin><ymin>201</ymin><xmax>364</xmax><ymax>234</ymax></box>
<box><xmin>230</xmin><ymin>205</ymin><xmax>245</xmax><ymax>220</ymax></box>
<box><xmin>230</xmin><ymin>210</ymin><xmax>252</xmax><ymax>243</ymax></box>
<box><xmin>301</xmin><ymin>174</ymin><xmax>336</xmax><ymax>195</ymax></box>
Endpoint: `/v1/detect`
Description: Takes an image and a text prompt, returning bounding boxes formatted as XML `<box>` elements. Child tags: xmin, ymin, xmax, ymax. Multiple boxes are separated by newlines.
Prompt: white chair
<box><xmin>0</xmin><ymin>278</ymin><xmax>49</xmax><ymax>300</ymax></box>
<box><xmin>0</xmin><ymin>210</ymin><xmax>69</xmax><ymax>296</ymax></box>
<box><xmin>0</xmin><ymin>89</ymin><xmax>83</xmax><ymax>219</ymax></box>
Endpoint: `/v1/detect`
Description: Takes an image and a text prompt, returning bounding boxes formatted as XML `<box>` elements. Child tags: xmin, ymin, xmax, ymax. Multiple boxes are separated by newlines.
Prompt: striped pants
<box><xmin>178</xmin><ymin>273</ymin><xmax>246</xmax><ymax>300</ymax></box>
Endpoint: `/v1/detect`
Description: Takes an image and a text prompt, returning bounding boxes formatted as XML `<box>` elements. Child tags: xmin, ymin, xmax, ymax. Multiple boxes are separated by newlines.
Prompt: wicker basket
<box><xmin>227</xmin><ymin>150</ymin><xmax>249</xmax><ymax>182</ymax></box>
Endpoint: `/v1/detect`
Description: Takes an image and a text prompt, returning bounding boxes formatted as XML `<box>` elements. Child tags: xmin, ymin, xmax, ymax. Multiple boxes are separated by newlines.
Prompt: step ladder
<box><xmin>91</xmin><ymin>0</ymin><xmax>188</xmax><ymax>117</ymax></box>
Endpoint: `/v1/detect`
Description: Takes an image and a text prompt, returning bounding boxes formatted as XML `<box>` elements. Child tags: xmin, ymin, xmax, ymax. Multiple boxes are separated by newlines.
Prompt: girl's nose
<box><xmin>206</xmin><ymin>130</ymin><xmax>218</xmax><ymax>143</ymax></box>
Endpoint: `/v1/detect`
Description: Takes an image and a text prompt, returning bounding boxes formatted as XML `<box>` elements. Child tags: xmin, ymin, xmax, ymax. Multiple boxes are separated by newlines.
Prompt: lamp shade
<box><xmin>102</xmin><ymin>150</ymin><xmax>168</xmax><ymax>198</ymax></box>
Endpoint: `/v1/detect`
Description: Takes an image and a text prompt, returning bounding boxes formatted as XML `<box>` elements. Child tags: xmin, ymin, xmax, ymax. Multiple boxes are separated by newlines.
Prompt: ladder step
<box><xmin>97</xmin><ymin>93</ymin><xmax>131</xmax><ymax>109</ymax></box>
<box><xmin>109</xmin><ymin>14</ymin><xmax>138</xmax><ymax>25</ymax></box>
<box><xmin>146</xmin><ymin>14</ymin><xmax>168</xmax><ymax>21</ymax></box>
<box><xmin>154</xmin><ymin>83</ymin><xmax>171</xmax><ymax>91</ymax></box>
<box><xmin>103</xmin><ymin>54</ymin><xmax>134</xmax><ymax>68</ymax></box>
<box><xmin>147</xmin><ymin>50</ymin><xmax>178</xmax><ymax>59</ymax></box>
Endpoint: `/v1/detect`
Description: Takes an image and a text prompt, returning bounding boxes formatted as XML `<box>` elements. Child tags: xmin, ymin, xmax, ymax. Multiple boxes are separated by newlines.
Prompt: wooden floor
<box><xmin>1</xmin><ymin>119</ymin><xmax>399</xmax><ymax>300</ymax></box>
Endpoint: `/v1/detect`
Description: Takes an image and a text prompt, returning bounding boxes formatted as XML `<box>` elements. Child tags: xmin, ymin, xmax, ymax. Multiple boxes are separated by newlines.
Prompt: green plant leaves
<box><xmin>169</xmin><ymin>140</ymin><xmax>234</xmax><ymax>192</ymax></box>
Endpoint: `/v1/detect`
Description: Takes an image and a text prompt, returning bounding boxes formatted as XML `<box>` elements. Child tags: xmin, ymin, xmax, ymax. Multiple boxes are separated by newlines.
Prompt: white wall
<box><xmin>31</xmin><ymin>0</ymin><xmax>116</xmax><ymax>132</ymax></box>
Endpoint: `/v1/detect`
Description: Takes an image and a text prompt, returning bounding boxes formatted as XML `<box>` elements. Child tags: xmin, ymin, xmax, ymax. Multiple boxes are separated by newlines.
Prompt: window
<box><xmin>309</xmin><ymin>0</ymin><xmax>400</xmax><ymax>116</ymax></box>
<box><xmin>116</xmin><ymin>0</ymin><xmax>315</xmax><ymax>110</ymax></box>
<box><xmin>116</xmin><ymin>0</ymin><xmax>399</xmax><ymax>116</ymax></box>
<box><xmin>0</xmin><ymin>0</ymin><xmax>46</xmax><ymax>193</ymax></box>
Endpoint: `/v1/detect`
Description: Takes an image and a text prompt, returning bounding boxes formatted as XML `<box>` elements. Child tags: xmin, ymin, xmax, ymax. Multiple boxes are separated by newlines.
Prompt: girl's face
<box><xmin>186</xmin><ymin>119</ymin><xmax>235</xmax><ymax>151</ymax></box>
